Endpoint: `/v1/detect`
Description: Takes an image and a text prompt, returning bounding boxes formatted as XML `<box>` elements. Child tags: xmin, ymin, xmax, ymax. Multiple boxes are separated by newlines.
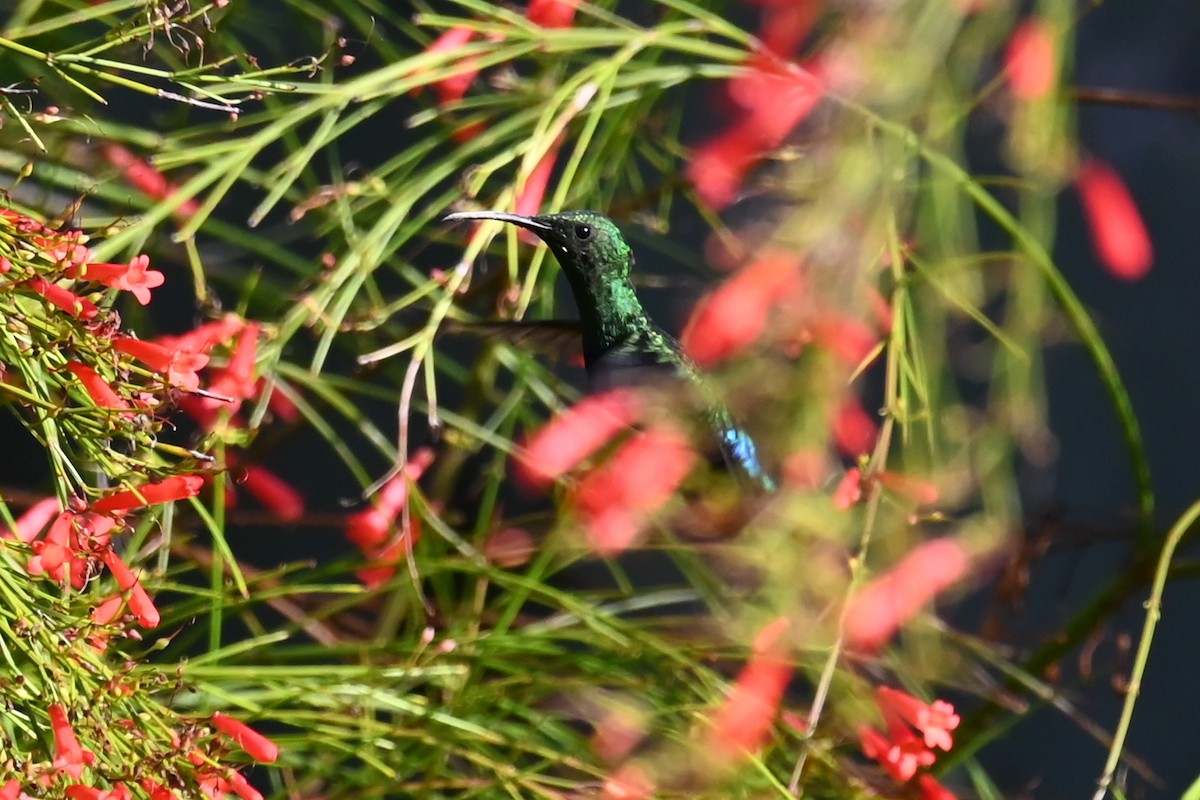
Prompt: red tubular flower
<box><xmin>833</xmin><ymin>399</ymin><xmax>878</xmax><ymax>457</ymax></box>
<box><xmin>345</xmin><ymin>507</ymin><xmax>391</xmax><ymax>552</ymax></box>
<box><xmin>66</xmin><ymin>787</ymin><xmax>104</xmax><ymax>800</ymax></box>
<box><xmin>91</xmin><ymin>594</ymin><xmax>126</xmax><ymax>625</ymax></box>
<box><xmin>418</xmin><ymin>26</ymin><xmax>481</xmax><ymax>104</ymax></box>
<box><xmin>27</xmin><ymin>511</ymin><xmax>77</xmax><ymax>584</ymax></box>
<box><xmin>859</xmin><ymin>724</ymin><xmax>935</xmax><ymax>783</ymax></box>
<box><xmin>197</xmin><ymin>772</ymin><xmax>231</xmax><ymax>798</ymax></box>
<box><xmin>876</xmin><ymin>687</ymin><xmax>959</xmax><ymax>751</ymax></box>
<box><xmin>833</xmin><ymin>467</ymin><xmax>863</xmax><ymax>509</ymax></box>
<box><xmin>112</xmin><ymin>337</ymin><xmax>209</xmax><ymax>391</ymax></box>
<box><xmin>1004</xmin><ymin>18</ymin><xmax>1056</xmax><ymax>101</ymax></box>
<box><xmin>50</xmin><ymin>703</ymin><xmax>96</xmax><ymax>779</ymax></box>
<box><xmin>68</xmin><ymin>255</ymin><xmax>164</xmax><ymax>305</ymax></box>
<box><xmin>809</xmin><ymin>312</ymin><xmax>880</xmax><ymax>367</ymax></box>
<box><xmin>157</xmin><ymin>315</ymin><xmax>245</xmax><ymax>355</ymax></box>
<box><xmin>844</xmin><ymin>538</ymin><xmax>971</xmax><ymax>651</ymax></box>
<box><xmin>1076</xmin><ymin>158</ymin><xmax>1153</xmax><ymax>280</ymax></box>
<box><xmin>681</xmin><ymin>253</ymin><xmax>804</xmax><ymax>366</ymax></box>
<box><xmin>99</xmin><ymin>549</ymin><xmax>160</xmax><ymax>628</ymax></box>
<box><xmin>688</xmin><ymin>53</ymin><xmax>824</xmax><ymax>209</ymax></box>
<box><xmin>570</xmin><ymin>426</ymin><xmax>695</xmax><ymax>556</ymax></box>
<box><xmin>208</xmin><ymin>323</ymin><xmax>260</xmax><ymax>402</ymax></box>
<box><xmin>239</xmin><ymin>464</ymin><xmax>304</xmax><ymax>522</ymax></box>
<box><xmin>3</xmin><ymin>496</ymin><xmax>61</xmax><ymax>542</ymax></box>
<box><xmin>100</xmin><ymin>142</ymin><xmax>200</xmax><ymax>222</ymax></box>
<box><xmin>139</xmin><ymin>779</ymin><xmax>180</xmax><ymax>800</ymax></box>
<box><xmin>602</xmin><ymin>764</ymin><xmax>655</xmax><ymax>800</ymax></box>
<box><xmin>918</xmin><ymin>774</ymin><xmax>958</xmax><ymax>800</ymax></box>
<box><xmin>749</xmin><ymin>0</ymin><xmax>821</xmax><ymax>56</ymax></box>
<box><xmin>345</xmin><ymin>448</ymin><xmax>435</xmax><ymax>552</ymax></box>
<box><xmin>211</xmin><ymin>712</ymin><xmax>280</xmax><ymax>763</ymax></box>
<box><xmin>706</xmin><ymin>618</ymin><xmax>792</xmax><ymax>758</ymax></box>
<box><xmin>519</xmin><ymin>389</ymin><xmax>643</xmax><ymax>487</ymax></box>
<box><xmin>66</xmin><ymin>362</ymin><xmax>129</xmax><ymax>411</ymax></box>
<box><xmin>91</xmin><ymin>474</ymin><xmax>205</xmax><ymax>513</ymax></box>
<box><xmin>876</xmin><ymin>470</ymin><xmax>940</xmax><ymax>506</ymax></box>
<box><xmin>355</xmin><ymin>534</ymin><xmax>418</xmax><ymax>589</ymax></box>
<box><xmin>263</xmin><ymin>380</ymin><xmax>300</xmax><ymax>423</ymax></box>
<box><xmin>26</xmin><ymin>276</ymin><xmax>99</xmax><ymax>320</ymax></box>
<box><xmin>514</xmin><ymin>139</ymin><xmax>562</xmax><ymax>243</ymax></box>
<box><xmin>527</xmin><ymin>0</ymin><xmax>579</xmax><ymax>28</ymax></box>
<box><xmin>225</xmin><ymin>771</ymin><xmax>263</xmax><ymax>800</ymax></box>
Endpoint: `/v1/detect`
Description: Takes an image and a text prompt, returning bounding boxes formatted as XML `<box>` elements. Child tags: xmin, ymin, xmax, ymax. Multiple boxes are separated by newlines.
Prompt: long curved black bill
<box><xmin>444</xmin><ymin>210</ymin><xmax>552</xmax><ymax>232</ymax></box>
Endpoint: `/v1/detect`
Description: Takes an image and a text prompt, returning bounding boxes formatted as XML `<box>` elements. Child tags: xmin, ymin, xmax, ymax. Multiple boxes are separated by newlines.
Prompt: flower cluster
<box><xmin>518</xmin><ymin>388</ymin><xmax>695</xmax><ymax>556</ymax></box>
<box><xmin>344</xmin><ymin>448</ymin><xmax>436</xmax><ymax>587</ymax></box>
<box><xmin>858</xmin><ymin>686</ymin><xmax>960</xmax><ymax>798</ymax></box>
<box><xmin>0</xmin><ymin>202</ymin><xmax>294</xmax><ymax>798</ymax></box>
<box><xmin>0</xmin><ymin>703</ymin><xmax>281</xmax><ymax>799</ymax></box>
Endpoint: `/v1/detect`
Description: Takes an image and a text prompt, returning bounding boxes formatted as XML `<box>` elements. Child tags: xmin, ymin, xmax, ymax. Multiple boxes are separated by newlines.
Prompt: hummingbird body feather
<box><xmin>445</xmin><ymin>209</ymin><xmax>775</xmax><ymax>492</ymax></box>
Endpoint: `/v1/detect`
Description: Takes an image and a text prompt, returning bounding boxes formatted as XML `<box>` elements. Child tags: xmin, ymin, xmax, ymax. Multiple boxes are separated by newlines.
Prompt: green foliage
<box><xmin>0</xmin><ymin>1</ymin><xmax>1186</xmax><ymax>799</ymax></box>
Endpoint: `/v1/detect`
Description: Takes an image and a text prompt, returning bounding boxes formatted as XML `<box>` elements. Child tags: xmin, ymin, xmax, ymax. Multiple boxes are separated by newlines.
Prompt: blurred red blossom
<box><xmin>519</xmin><ymin>388</ymin><xmax>643</xmax><ymax>486</ymax></box>
<box><xmin>1004</xmin><ymin>18</ymin><xmax>1056</xmax><ymax>101</ymax></box>
<box><xmin>844</xmin><ymin>538</ymin><xmax>971</xmax><ymax>651</ymax></box>
<box><xmin>689</xmin><ymin>52</ymin><xmax>824</xmax><ymax>209</ymax></box>
<box><xmin>346</xmin><ymin>448</ymin><xmax>435</xmax><ymax>587</ymax></box>
<box><xmin>156</xmin><ymin>314</ymin><xmax>245</xmax><ymax>355</ymax></box>
<box><xmin>527</xmin><ymin>0</ymin><xmax>578</xmax><ymax>28</ymax></box>
<box><xmin>833</xmin><ymin>398</ymin><xmax>878</xmax><ymax>457</ymax></box>
<box><xmin>514</xmin><ymin>139</ymin><xmax>562</xmax><ymax>243</ymax></box>
<box><xmin>706</xmin><ymin>617</ymin><xmax>792</xmax><ymax>758</ymax></box>
<box><xmin>876</xmin><ymin>470</ymin><xmax>940</xmax><ymax>506</ymax></box>
<box><xmin>238</xmin><ymin>463</ymin><xmax>305</xmax><ymax>522</ymax></box>
<box><xmin>3</xmin><ymin>496</ymin><xmax>61</xmax><ymax>542</ymax></box>
<box><xmin>101</xmin><ymin>142</ymin><xmax>200</xmax><ymax>221</ymax></box>
<box><xmin>417</xmin><ymin>26</ymin><xmax>481</xmax><ymax>104</ymax></box>
<box><xmin>225</xmin><ymin>770</ymin><xmax>263</xmax><ymax>800</ymax></box>
<box><xmin>918</xmin><ymin>774</ymin><xmax>958</xmax><ymax>800</ymax></box>
<box><xmin>833</xmin><ymin>467</ymin><xmax>863</xmax><ymax>509</ymax></box>
<box><xmin>569</xmin><ymin>426</ymin><xmax>695</xmax><ymax>556</ymax></box>
<box><xmin>808</xmin><ymin>312</ymin><xmax>880</xmax><ymax>367</ymax></box>
<box><xmin>681</xmin><ymin>252</ymin><xmax>804</xmax><ymax>366</ymax></box>
<box><xmin>1076</xmin><ymin>158</ymin><xmax>1153</xmax><ymax>280</ymax></box>
<box><xmin>602</xmin><ymin>764</ymin><xmax>655</xmax><ymax>800</ymax></box>
<box><xmin>211</xmin><ymin>712</ymin><xmax>280</xmax><ymax>763</ymax></box>
<box><xmin>0</xmin><ymin>780</ymin><xmax>19</xmax><ymax>800</ymax></box>
<box><xmin>746</xmin><ymin>0</ymin><xmax>821</xmax><ymax>56</ymax></box>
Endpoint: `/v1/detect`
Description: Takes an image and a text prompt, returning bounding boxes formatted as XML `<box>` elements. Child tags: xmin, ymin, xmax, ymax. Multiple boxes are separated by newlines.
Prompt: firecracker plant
<box><xmin>0</xmin><ymin>1</ymin><xmax>1190</xmax><ymax>799</ymax></box>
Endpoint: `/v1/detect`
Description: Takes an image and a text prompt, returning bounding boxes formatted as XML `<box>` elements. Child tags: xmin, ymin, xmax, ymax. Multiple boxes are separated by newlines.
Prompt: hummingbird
<box><xmin>443</xmin><ymin>209</ymin><xmax>776</xmax><ymax>492</ymax></box>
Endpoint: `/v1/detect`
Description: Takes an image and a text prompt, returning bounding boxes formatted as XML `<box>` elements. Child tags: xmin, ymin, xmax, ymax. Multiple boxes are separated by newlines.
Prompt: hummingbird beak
<box><xmin>443</xmin><ymin>210</ymin><xmax>553</xmax><ymax>233</ymax></box>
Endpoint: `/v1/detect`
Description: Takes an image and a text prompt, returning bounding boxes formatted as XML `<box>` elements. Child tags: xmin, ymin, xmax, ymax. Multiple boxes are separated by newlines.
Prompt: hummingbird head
<box><xmin>444</xmin><ymin>209</ymin><xmax>633</xmax><ymax>284</ymax></box>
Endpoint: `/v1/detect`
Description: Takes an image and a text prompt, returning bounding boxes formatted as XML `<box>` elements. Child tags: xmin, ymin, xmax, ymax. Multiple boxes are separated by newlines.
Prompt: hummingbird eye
<box><xmin>574</xmin><ymin>224</ymin><xmax>592</xmax><ymax>240</ymax></box>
